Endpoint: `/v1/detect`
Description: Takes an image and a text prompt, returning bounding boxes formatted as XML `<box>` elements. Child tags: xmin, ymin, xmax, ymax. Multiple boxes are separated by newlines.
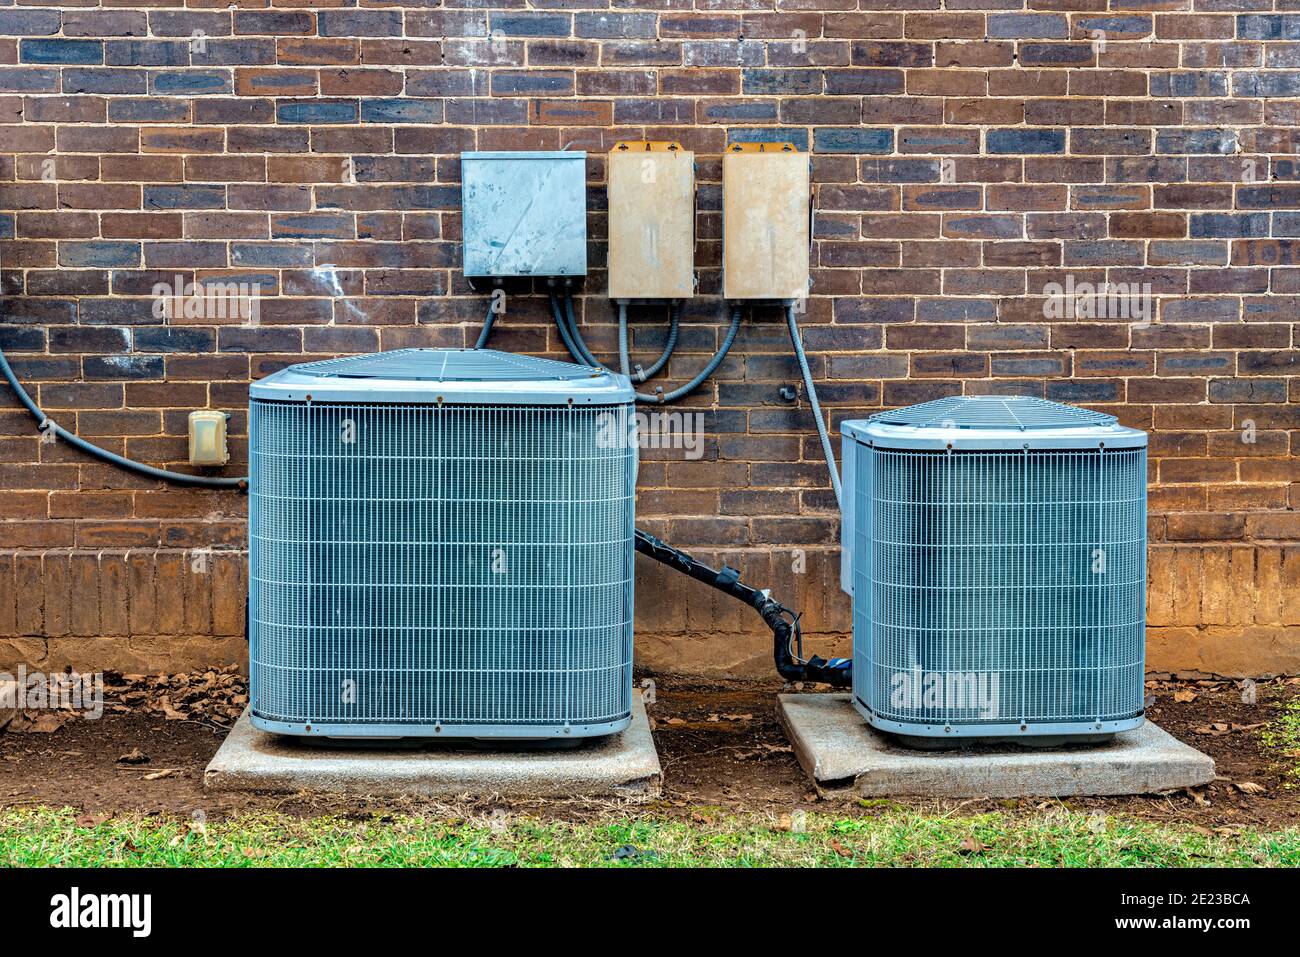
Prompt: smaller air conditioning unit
<box><xmin>247</xmin><ymin>349</ymin><xmax>637</xmax><ymax>739</ymax></box>
<box><xmin>840</xmin><ymin>396</ymin><xmax>1148</xmax><ymax>746</ymax></box>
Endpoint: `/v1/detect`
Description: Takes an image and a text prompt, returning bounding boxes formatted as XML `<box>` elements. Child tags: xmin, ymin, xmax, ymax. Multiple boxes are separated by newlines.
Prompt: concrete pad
<box><xmin>205</xmin><ymin>695</ymin><xmax>661</xmax><ymax>800</ymax></box>
<box><xmin>778</xmin><ymin>694</ymin><xmax>1215</xmax><ymax>799</ymax></box>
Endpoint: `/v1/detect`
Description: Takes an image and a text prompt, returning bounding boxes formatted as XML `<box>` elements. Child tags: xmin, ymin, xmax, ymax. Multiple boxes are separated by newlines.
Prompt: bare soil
<box><xmin>1</xmin><ymin>670</ymin><xmax>1297</xmax><ymax>829</ymax></box>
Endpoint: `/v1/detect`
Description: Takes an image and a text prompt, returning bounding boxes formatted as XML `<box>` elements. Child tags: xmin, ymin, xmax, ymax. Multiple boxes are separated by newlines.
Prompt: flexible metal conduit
<box><xmin>617</xmin><ymin>300</ymin><xmax>679</xmax><ymax>383</ymax></box>
<box><xmin>784</xmin><ymin>301</ymin><xmax>842</xmax><ymax>509</ymax></box>
<box><xmin>556</xmin><ymin>293</ymin><xmax>740</xmax><ymax>405</ymax></box>
<box><xmin>0</xmin><ymin>344</ymin><xmax>247</xmax><ymax>490</ymax></box>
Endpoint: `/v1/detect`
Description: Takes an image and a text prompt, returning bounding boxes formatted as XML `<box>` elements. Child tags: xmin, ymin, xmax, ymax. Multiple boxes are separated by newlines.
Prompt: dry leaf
<box><xmin>21</xmin><ymin>712</ymin><xmax>70</xmax><ymax>734</ymax></box>
<box><xmin>1236</xmin><ymin>781</ymin><xmax>1266</xmax><ymax>794</ymax></box>
<box><xmin>117</xmin><ymin>748</ymin><xmax>149</xmax><ymax>765</ymax></box>
<box><xmin>829</xmin><ymin>839</ymin><xmax>852</xmax><ymax>858</ymax></box>
<box><xmin>143</xmin><ymin>769</ymin><xmax>174</xmax><ymax>781</ymax></box>
<box><xmin>75</xmin><ymin>812</ymin><xmax>109</xmax><ymax>828</ymax></box>
<box><xmin>958</xmin><ymin>837</ymin><xmax>986</xmax><ymax>854</ymax></box>
<box><xmin>1192</xmin><ymin>722</ymin><xmax>1264</xmax><ymax>736</ymax></box>
<box><xmin>1173</xmin><ymin>688</ymin><xmax>1197</xmax><ymax>703</ymax></box>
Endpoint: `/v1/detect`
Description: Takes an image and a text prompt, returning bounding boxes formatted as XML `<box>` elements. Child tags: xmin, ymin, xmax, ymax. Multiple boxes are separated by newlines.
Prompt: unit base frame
<box><xmin>853</xmin><ymin>695</ymin><xmax>1145</xmax><ymax>743</ymax></box>
<box><xmin>250</xmin><ymin>712</ymin><xmax>633</xmax><ymax>741</ymax></box>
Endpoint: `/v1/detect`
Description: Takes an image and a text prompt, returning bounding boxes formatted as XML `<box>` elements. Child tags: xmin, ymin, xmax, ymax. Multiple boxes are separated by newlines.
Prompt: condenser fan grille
<box><xmin>249</xmin><ymin>399</ymin><xmax>636</xmax><ymax>734</ymax></box>
<box><xmin>848</xmin><ymin>442</ymin><xmax>1147</xmax><ymax>734</ymax></box>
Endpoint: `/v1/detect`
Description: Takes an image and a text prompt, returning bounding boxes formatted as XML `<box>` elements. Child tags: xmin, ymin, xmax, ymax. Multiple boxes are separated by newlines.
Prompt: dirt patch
<box><xmin>1</xmin><ymin>671</ymin><xmax>1297</xmax><ymax>828</ymax></box>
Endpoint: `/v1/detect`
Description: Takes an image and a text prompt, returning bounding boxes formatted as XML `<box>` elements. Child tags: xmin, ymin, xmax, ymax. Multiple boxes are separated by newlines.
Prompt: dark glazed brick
<box><xmin>986</xmin><ymin>129</ymin><xmax>1066</xmax><ymax>154</ymax></box>
<box><xmin>20</xmin><ymin>40</ymin><xmax>103</xmax><ymax>65</ymax></box>
<box><xmin>489</xmin><ymin>13</ymin><xmax>572</xmax><ymax>37</ymax></box>
<box><xmin>318</xmin><ymin>11</ymin><xmax>403</xmax><ymax>38</ymax></box>
<box><xmin>814</xmin><ymin>128</ymin><xmax>892</xmax><ymax>154</ymax></box>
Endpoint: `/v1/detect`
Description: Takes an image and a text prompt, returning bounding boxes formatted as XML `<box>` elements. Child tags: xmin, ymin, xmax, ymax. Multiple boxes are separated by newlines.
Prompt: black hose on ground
<box><xmin>633</xmin><ymin>528</ymin><xmax>851</xmax><ymax>688</ymax></box>
<box><xmin>0</xmin><ymin>343</ymin><xmax>247</xmax><ymax>491</ymax></box>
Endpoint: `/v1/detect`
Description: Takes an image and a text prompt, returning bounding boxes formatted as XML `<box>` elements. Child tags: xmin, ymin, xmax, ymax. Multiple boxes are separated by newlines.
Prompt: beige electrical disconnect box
<box><xmin>722</xmin><ymin>143</ymin><xmax>811</xmax><ymax>301</ymax></box>
<box><xmin>607</xmin><ymin>142</ymin><xmax>695</xmax><ymax>300</ymax></box>
<box><xmin>188</xmin><ymin>410</ymin><xmax>229</xmax><ymax>466</ymax></box>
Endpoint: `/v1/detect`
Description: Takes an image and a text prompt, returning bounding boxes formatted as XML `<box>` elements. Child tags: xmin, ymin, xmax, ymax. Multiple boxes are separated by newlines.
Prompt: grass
<box><xmin>1261</xmin><ymin>693</ymin><xmax>1300</xmax><ymax>788</ymax></box>
<box><xmin>1</xmin><ymin>806</ymin><xmax>1298</xmax><ymax>867</ymax></box>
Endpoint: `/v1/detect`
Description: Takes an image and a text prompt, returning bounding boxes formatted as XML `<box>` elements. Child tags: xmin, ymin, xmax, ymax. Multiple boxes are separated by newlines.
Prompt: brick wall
<box><xmin>1</xmin><ymin>1</ymin><xmax>1298</xmax><ymax>677</ymax></box>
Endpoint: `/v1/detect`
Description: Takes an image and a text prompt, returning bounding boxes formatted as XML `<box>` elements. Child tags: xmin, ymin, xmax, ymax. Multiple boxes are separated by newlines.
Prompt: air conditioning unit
<box><xmin>247</xmin><ymin>349</ymin><xmax>637</xmax><ymax>739</ymax></box>
<box><xmin>840</xmin><ymin>395</ymin><xmax>1148</xmax><ymax>746</ymax></box>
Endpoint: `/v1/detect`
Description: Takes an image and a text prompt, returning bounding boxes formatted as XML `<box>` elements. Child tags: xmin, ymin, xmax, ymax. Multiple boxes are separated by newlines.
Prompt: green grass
<box><xmin>2</xmin><ymin>806</ymin><xmax>1298</xmax><ymax>867</ymax></box>
<box><xmin>1261</xmin><ymin>694</ymin><xmax>1300</xmax><ymax>788</ymax></box>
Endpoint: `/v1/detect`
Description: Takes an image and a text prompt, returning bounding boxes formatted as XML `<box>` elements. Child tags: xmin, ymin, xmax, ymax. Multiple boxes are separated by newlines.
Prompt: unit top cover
<box><xmin>842</xmin><ymin>395</ymin><xmax>1147</xmax><ymax>450</ymax></box>
<box><xmin>250</xmin><ymin>349</ymin><xmax>634</xmax><ymax>405</ymax></box>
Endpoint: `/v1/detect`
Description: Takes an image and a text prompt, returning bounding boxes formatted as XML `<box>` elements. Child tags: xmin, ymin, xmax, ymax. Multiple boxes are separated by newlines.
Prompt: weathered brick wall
<box><xmin>1</xmin><ymin>1</ymin><xmax>1298</xmax><ymax>677</ymax></box>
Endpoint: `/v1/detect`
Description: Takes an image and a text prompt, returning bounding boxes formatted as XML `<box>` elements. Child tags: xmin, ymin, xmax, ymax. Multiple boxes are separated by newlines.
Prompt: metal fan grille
<box><xmin>249</xmin><ymin>399</ymin><xmax>636</xmax><ymax>733</ymax></box>
<box><xmin>292</xmin><ymin>348</ymin><xmax>596</xmax><ymax>383</ymax></box>
<box><xmin>870</xmin><ymin>395</ymin><xmax>1117</xmax><ymax>430</ymax></box>
<box><xmin>852</xmin><ymin>445</ymin><xmax>1146</xmax><ymax>728</ymax></box>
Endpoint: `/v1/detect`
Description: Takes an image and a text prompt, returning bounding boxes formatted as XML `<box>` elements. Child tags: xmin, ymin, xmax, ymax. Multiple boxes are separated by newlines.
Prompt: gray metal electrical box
<box><xmin>461</xmin><ymin>151</ymin><xmax>588</xmax><ymax>279</ymax></box>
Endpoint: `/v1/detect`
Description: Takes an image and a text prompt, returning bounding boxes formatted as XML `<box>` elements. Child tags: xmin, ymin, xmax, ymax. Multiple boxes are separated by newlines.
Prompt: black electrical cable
<box><xmin>633</xmin><ymin>528</ymin><xmax>850</xmax><ymax>687</ymax></box>
<box><xmin>0</xmin><ymin>343</ymin><xmax>247</xmax><ymax>491</ymax></box>
<box><xmin>548</xmin><ymin>290</ymin><xmax>585</xmax><ymax>364</ymax></box>
<box><xmin>558</xmin><ymin>294</ymin><xmax>740</xmax><ymax>404</ymax></box>
<box><xmin>553</xmin><ymin>293</ymin><xmax>622</xmax><ymax>374</ymax></box>
<box><xmin>474</xmin><ymin>297</ymin><xmax>496</xmax><ymax>349</ymax></box>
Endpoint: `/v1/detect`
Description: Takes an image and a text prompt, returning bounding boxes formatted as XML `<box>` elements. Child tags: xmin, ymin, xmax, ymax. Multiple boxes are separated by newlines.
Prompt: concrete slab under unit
<box><xmin>778</xmin><ymin>694</ymin><xmax>1215</xmax><ymax>799</ymax></box>
<box><xmin>205</xmin><ymin>696</ymin><xmax>661</xmax><ymax>801</ymax></box>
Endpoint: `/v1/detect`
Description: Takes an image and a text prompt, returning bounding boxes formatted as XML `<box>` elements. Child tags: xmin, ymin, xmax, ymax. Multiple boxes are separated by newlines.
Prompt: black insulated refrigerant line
<box><xmin>634</xmin><ymin>529</ymin><xmax>850</xmax><ymax>687</ymax></box>
<box><xmin>472</xmin><ymin>295</ymin><xmax>847</xmax><ymax>685</ymax></box>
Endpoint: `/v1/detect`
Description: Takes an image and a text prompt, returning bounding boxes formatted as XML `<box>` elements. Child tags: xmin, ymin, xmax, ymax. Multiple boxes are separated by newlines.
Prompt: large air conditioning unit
<box><xmin>247</xmin><ymin>349</ymin><xmax>637</xmax><ymax>739</ymax></box>
<box><xmin>840</xmin><ymin>396</ymin><xmax>1148</xmax><ymax>746</ymax></box>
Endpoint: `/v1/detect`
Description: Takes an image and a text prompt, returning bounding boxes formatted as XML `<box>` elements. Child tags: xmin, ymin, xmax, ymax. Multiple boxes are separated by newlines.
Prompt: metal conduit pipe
<box><xmin>785</xmin><ymin>301</ymin><xmax>842</xmax><ymax>509</ymax></box>
<box><xmin>616</xmin><ymin>301</ymin><xmax>680</xmax><ymax>383</ymax></box>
